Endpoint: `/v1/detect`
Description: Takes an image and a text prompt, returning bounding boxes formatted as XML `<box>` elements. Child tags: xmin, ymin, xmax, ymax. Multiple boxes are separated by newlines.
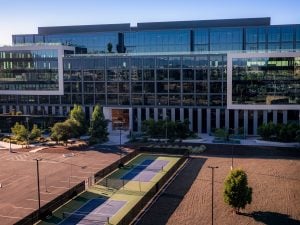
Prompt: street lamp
<box><xmin>34</xmin><ymin>158</ymin><xmax>42</xmax><ymax>217</ymax></box>
<box><xmin>208</xmin><ymin>166</ymin><xmax>218</xmax><ymax>225</ymax></box>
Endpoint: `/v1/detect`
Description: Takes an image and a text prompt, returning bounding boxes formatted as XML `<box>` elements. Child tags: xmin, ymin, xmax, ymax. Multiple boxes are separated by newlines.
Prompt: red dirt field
<box><xmin>0</xmin><ymin>146</ymin><xmax>129</xmax><ymax>225</ymax></box>
<box><xmin>166</xmin><ymin>156</ymin><xmax>300</xmax><ymax>225</ymax></box>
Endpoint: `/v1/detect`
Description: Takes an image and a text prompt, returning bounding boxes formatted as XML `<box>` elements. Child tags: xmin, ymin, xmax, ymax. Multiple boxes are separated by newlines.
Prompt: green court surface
<box><xmin>37</xmin><ymin>153</ymin><xmax>181</xmax><ymax>225</ymax></box>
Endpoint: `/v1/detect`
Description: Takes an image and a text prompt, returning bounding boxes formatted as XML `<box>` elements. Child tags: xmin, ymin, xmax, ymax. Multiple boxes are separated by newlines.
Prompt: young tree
<box><xmin>69</xmin><ymin>104</ymin><xmax>86</xmax><ymax>136</ymax></box>
<box><xmin>89</xmin><ymin>105</ymin><xmax>108</xmax><ymax>143</ymax></box>
<box><xmin>50</xmin><ymin>121</ymin><xmax>72</xmax><ymax>145</ymax></box>
<box><xmin>175</xmin><ymin>119</ymin><xmax>190</xmax><ymax>140</ymax></box>
<box><xmin>107</xmin><ymin>42</ymin><xmax>113</xmax><ymax>53</ymax></box>
<box><xmin>223</xmin><ymin>169</ymin><xmax>252</xmax><ymax>214</ymax></box>
<box><xmin>11</xmin><ymin>122</ymin><xmax>29</xmax><ymax>147</ymax></box>
<box><xmin>29</xmin><ymin>124</ymin><xmax>41</xmax><ymax>141</ymax></box>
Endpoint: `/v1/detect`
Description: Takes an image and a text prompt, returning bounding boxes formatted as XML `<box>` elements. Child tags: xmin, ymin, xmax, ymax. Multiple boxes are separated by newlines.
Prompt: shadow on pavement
<box><xmin>240</xmin><ymin>211</ymin><xmax>300</xmax><ymax>225</ymax></box>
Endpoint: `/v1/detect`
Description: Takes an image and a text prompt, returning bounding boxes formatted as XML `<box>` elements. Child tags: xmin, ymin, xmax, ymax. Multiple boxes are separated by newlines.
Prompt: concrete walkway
<box><xmin>102</xmin><ymin>130</ymin><xmax>130</xmax><ymax>146</ymax></box>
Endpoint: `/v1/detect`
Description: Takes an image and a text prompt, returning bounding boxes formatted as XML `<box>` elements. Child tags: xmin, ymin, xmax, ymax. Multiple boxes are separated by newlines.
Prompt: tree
<box><xmin>11</xmin><ymin>122</ymin><xmax>29</xmax><ymax>147</ymax></box>
<box><xmin>175</xmin><ymin>119</ymin><xmax>190</xmax><ymax>140</ymax></box>
<box><xmin>29</xmin><ymin>124</ymin><xmax>41</xmax><ymax>141</ymax></box>
<box><xmin>223</xmin><ymin>169</ymin><xmax>252</xmax><ymax>214</ymax></box>
<box><xmin>50</xmin><ymin>122</ymin><xmax>72</xmax><ymax>145</ymax></box>
<box><xmin>107</xmin><ymin>42</ymin><xmax>113</xmax><ymax>53</ymax></box>
<box><xmin>69</xmin><ymin>104</ymin><xmax>86</xmax><ymax>136</ymax></box>
<box><xmin>89</xmin><ymin>105</ymin><xmax>108</xmax><ymax>143</ymax></box>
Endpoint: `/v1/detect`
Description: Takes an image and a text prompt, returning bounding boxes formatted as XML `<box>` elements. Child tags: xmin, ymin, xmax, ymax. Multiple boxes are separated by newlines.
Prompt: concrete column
<box><xmin>225</xmin><ymin>109</ymin><xmax>229</xmax><ymax>130</ymax></box>
<box><xmin>243</xmin><ymin>110</ymin><xmax>248</xmax><ymax>136</ymax></box>
<box><xmin>171</xmin><ymin>108</ymin><xmax>175</xmax><ymax>121</ymax></box>
<box><xmin>103</xmin><ymin>107</ymin><xmax>112</xmax><ymax>132</ymax></box>
<box><xmin>189</xmin><ymin>108</ymin><xmax>193</xmax><ymax>131</ymax></box>
<box><xmin>207</xmin><ymin>108</ymin><xmax>211</xmax><ymax>134</ymax></box>
<box><xmin>129</xmin><ymin>108</ymin><xmax>133</xmax><ymax>131</ymax></box>
<box><xmin>59</xmin><ymin>106</ymin><xmax>63</xmax><ymax>116</ymax></box>
<box><xmin>145</xmin><ymin>108</ymin><xmax>150</xmax><ymax>120</ymax></box>
<box><xmin>154</xmin><ymin>108</ymin><xmax>158</xmax><ymax>121</ymax></box>
<box><xmin>137</xmin><ymin>108</ymin><xmax>142</xmax><ymax>132</ymax></box>
<box><xmin>89</xmin><ymin>106</ymin><xmax>93</xmax><ymax>119</ymax></box>
<box><xmin>283</xmin><ymin>110</ymin><xmax>288</xmax><ymax>124</ymax></box>
<box><xmin>234</xmin><ymin>110</ymin><xmax>239</xmax><ymax>134</ymax></box>
<box><xmin>16</xmin><ymin>105</ymin><xmax>20</xmax><ymax>112</ymax></box>
<box><xmin>162</xmin><ymin>108</ymin><xmax>167</xmax><ymax>119</ymax></box>
<box><xmin>180</xmin><ymin>108</ymin><xmax>184</xmax><ymax>122</ymax></box>
<box><xmin>44</xmin><ymin>106</ymin><xmax>48</xmax><ymax>115</ymax></box>
<box><xmin>273</xmin><ymin>110</ymin><xmax>277</xmax><ymax>124</ymax></box>
<box><xmin>52</xmin><ymin>106</ymin><xmax>55</xmax><ymax>115</ymax></box>
<box><xmin>263</xmin><ymin>110</ymin><xmax>268</xmax><ymax>124</ymax></box>
<box><xmin>216</xmin><ymin>108</ymin><xmax>220</xmax><ymax>129</ymax></box>
<box><xmin>253</xmin><ymin>110</ymin><xmax>258</xmax><ymax>135</ymax></box>
<box><xmin>30</xmin><ymin>106</ymin><xmax>34</xmax><ymax>114</ymax></box>
<box><xmin>197</xmin><ymin>109</ymin><xmax>202</xmax><ymax>134</ymax></box>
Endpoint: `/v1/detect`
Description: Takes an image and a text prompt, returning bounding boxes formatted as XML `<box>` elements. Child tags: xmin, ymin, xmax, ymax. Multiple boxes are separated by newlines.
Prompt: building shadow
<box><xmin>240</xmin><ymin>211</ymin><xmax>300</xmax><ymax>225</ymax></box>
<box><xmin>136</xmin><ymin>157</ymin><xmax>207</xmax><ymax>225</ymax></box>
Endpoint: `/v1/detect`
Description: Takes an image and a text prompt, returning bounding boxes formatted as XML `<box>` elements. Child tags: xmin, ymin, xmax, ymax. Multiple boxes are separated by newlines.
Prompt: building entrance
<box><xmin>111</xmin><ymin>109</ymin><xmax>129</xmax><ymax>130</ymax></box>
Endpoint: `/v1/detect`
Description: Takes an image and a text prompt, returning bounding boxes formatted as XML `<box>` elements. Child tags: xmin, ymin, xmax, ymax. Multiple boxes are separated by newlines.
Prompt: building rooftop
<box><xmin>38</xmin><ymin>17</ymin><xmax>271</xmax><ymax>35</ymax></box>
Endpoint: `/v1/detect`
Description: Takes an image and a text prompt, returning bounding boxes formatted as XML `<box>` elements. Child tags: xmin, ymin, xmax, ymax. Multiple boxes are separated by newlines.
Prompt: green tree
<box><xmin>50</xmin><ymin>121</ymin><xmax>72</xmax><ymax>145</ymax></box>
<box><xmin>89</xmin><ymin>105</ymin><xmax>108</xmax><ymax>143</ymax></box>
<box><xmin>29</xmin><ymin>124</ymin><xmax>41</xmax><ymax>141</ymax></box>
<box><xmin>223</xmin><ymin>169</ymin><xmax>252</xmax><ymax>214</ymax></box>
<box><xmin>11</xmin><ymin>122</ymin><xmax>29</xmax><ymax>145</ymax></box>
<box><xmin>175</xmin><ymin>119</ymin><xmax>190</xmax><ymax>140</ymax></box>
<box><xmin>107</xmin><ymin>42</ymin><xmax>113</xmax><ymax>53</ymax></box>
<box><xmin>69</xmin><ymin>104</ymin><xmax>86</xmax><ymax>136</ymax></box>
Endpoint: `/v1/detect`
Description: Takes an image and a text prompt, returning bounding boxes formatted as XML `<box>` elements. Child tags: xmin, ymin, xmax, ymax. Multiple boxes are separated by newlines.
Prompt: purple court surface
<box><xmin>122</xmin><ymin>160</ymin><xmax>169</xmax><ymax>182</ymax></box>
<box><xmin>59</xmin><ymin>199</ymin><xmax>126</xmax><ymax>225</ymax></box>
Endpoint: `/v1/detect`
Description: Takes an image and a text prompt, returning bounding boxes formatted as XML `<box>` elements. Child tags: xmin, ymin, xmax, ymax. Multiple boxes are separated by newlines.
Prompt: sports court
<box><xmin>38</xmin><ymin>153</ymin><xmax>182</xmax><ymax>225</ymax></box>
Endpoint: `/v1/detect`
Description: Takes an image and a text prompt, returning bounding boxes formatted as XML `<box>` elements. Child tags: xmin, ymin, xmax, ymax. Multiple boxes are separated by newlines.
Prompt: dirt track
<box><xmin>138</xmin><ymin>155</ymin><xmax>300</xmax><ymax>225</ymax></box>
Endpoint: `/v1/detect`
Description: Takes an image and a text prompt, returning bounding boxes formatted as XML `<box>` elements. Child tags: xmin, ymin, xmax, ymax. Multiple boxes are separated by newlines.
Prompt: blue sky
<box><xmin>0</xmin><ymin>0</ymin><xmax>299</xmax><ymax>45</ymax></box>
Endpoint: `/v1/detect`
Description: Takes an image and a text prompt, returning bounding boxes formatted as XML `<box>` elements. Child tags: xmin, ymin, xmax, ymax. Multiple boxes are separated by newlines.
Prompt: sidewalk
<box><xmin>102</xmin><ymin>130</ymin><xmax>130</xmax><ymax>146</ymax></box>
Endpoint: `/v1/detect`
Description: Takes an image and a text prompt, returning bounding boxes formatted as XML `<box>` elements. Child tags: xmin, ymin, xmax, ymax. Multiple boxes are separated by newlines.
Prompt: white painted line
<box><xmin>48</xmin><ymin>185</ymin><xmax>69</xmax><ymax>189</ymax></box>
<box><xmin>0</xmin><ymin>214</ymin><xmax>22</xmax><ymax>219</ymax></box>
<box><xmin>26</xmin><ymin>198</ymin><xmax>48</xmax><ymax>202</ymax></box>
<box><xmin>13</xmin><ymin>206</ymin><xmax>35</xmax><ymax>210</ymax></box>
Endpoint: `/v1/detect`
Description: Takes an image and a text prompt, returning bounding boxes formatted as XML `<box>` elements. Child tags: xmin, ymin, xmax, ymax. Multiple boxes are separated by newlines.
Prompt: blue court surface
<box><xmin>121</xmin><ymin>159</ymin><xmax>154</xmax><ymax>180</ymax></box>
<box><xmin>59</xmin><ymin>198</ymin><xmax>106</xmax><ymax>225</ymax></box>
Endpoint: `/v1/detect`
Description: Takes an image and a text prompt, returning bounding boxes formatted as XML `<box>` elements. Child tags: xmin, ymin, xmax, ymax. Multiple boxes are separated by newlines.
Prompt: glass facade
<box><xmin>232</xmin><ymin>56</ymin><xmax>300</xmax><ymax>105</ymax></box>
<box><xmin>1</xmin><ymin>18</ymin><xmax>299</xmax><ymax>134</ymax></box>
<box><xmin>0</xmin><ymin>49</ymin><xmax>59</xmax><ymax>91</ymax></box>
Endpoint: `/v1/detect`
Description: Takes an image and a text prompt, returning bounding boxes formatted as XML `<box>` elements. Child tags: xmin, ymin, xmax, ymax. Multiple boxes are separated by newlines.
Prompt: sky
<box><xmin>0</xmin><ymin>0</ymin><xmax>299</xmax><ymax>46</ymax></box>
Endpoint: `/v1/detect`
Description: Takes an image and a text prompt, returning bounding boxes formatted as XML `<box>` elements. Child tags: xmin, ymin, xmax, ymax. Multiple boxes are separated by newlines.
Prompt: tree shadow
<box><xmin>136</xmin><ymin>157</ymin><xmax>207</xmax><ymax>225</ymax></box>
<box><xmin>240</xmin><ymin>211</ymin><xmax>300</xmax><ymax>225</ymax></box>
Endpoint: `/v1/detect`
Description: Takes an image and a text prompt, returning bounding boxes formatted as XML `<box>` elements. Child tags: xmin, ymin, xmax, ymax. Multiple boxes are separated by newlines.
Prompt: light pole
<box><xmin>34</xmin><ymin>158</ymin><xmax>42</xmax><ymax>217</ymax></box>
<box><xmin>208</xmin><ymin>166</ymin><xmax>218</xmax><ymax>225</ymax></box>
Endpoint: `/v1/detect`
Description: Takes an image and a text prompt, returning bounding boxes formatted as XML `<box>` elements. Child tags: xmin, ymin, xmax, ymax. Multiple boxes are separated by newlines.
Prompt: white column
<box><xmin>234</xmin><ymin>110</ymin><xmax>239</xmax><ymax>134</ymax></box>
<box><xmin>129</xmin><ymin>108</ymin><xmax>133</xmax><ymax>131</ymax></box>
<box><xmin>216</xmin><ymin>108</ymin><xmax>220</xmax><ymax>129</ymax></box>
<box><xmin>263</xmin><ymin>110</ymin><xmax>268</xmax><ymax>124</ymax></box>
<box><xmin>189</xmin><ymin>108</ymin><xmax>193</xmax><ymax>131</ymax></box>
<box><xmin>253</xmin><ymin>110</ymin><xmax>258</xmax><ymax>135</ymax></box>
<box><xmin>180</xmin><ymin>108</ymin><xmax>184</xmax><ymax>122</ymax></box>
<box><xmin>162</xmin><ymin>108</ymin><xmax>167</xmax><ymax>119</ymax></box>
<box><xmin>225</xmin><ymin>109</ymin><xmax>229</xmax><ymax>130</ymax></box>
<box><xmin>243</xmin><ymin>110</ymin><xmax>248</xmax><ymax>136</ymax></box>
<box><xmin>154</xmin><ymin>108</ymin><xmax>158</xmax><ymax>121</ymax></box>
<box><xmin>283</xmin><ymin>110</ymin><xmax>288</xmax><ymax>124</ymax></box>
<box><xmin>273</xmin><ymin>110</ymin><xmax>277</xmax><ymax>124</ymax></box>
<box><xmin>137</xmin><ymin>108</ymin><xmax>142</xmax><ymax>132</ymax></box>
<box><xmin>207</xmin><ymin>108</ymin><xmax>211</xmax><ymax>134</ymax></box>
<box><xmin>197</xmin><ymin>109</ymin><xmax>202</xmax><ymax>134</ymax></box>
<box><xmin>44</xmin><ymin>106</ymin><xmax>48</xmax><ymax>115</ymax></box>
<box><xmin>171</xmin><ymin>108</ymin><xmax>175</xmax><ymax>121</ymax></box>
<box><xmin>146</xmin><ymin>108</ymin><xmax>150</xmax><ymax>120</ymax></box>
<box><xmin>89</xmin><ymin>106</ymin><xmax>93</xmax><ymax>119</ymax></box>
